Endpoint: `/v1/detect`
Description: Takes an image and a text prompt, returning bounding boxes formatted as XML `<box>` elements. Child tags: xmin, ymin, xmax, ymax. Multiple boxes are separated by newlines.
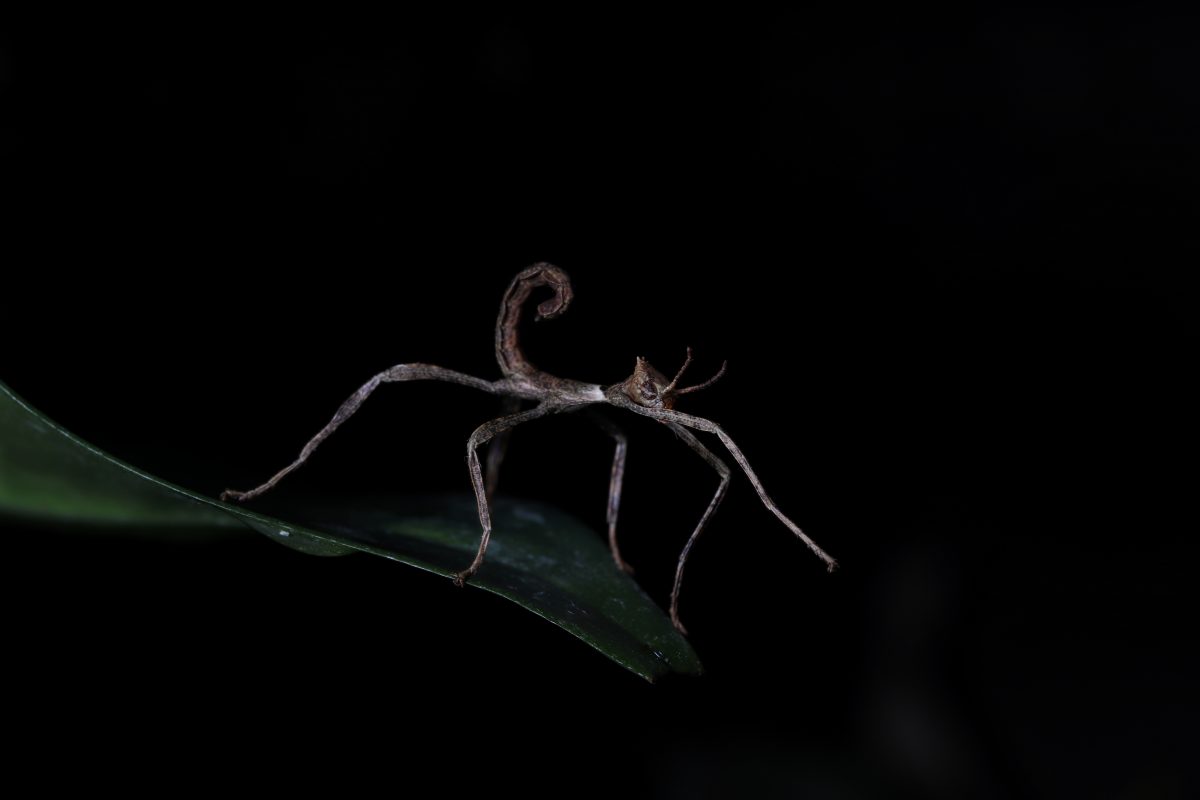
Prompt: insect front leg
<box><xmin>665</xmin><ymin>422</ymin><xmax>731</xmax><ymax>635</ymax></box>
<box><xmin>656</xmin><ymin>407</ymin><xmax>837</xmax><ymax>571</ymax></box>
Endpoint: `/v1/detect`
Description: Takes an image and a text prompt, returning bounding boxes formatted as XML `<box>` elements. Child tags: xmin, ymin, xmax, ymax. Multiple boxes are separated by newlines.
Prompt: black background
<box><xmin>3</xmin><ymin>10</ymin><xmax>1197</xmax><ymax>797</ymax></box>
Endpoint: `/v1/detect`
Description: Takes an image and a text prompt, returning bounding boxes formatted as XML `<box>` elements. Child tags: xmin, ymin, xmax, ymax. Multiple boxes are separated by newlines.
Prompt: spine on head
<box><xmin>495</xmin><ymin>263</ymin><xmax>573</xmax><ymax>378</ymax></box>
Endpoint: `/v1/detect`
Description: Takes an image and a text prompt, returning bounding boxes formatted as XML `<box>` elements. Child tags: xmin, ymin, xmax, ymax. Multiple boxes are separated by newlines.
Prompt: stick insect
<box><xmin>221</xmin><ymin>264</ymin><xmax>836</xmax><ymax>633</ymax></box>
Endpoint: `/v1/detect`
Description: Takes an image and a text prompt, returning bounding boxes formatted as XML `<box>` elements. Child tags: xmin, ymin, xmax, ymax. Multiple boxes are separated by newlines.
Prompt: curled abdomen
<box><xmin>495</xmin><ymin>263</ymin><xmax>573</xmax><ymax>378</ymax></box>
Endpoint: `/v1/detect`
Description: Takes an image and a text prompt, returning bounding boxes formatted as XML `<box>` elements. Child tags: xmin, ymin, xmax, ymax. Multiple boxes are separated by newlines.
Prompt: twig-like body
<box><xmin>222</xmin><ymin>263</ymin><xmax>835</xmax><ymax>634</ymax></box>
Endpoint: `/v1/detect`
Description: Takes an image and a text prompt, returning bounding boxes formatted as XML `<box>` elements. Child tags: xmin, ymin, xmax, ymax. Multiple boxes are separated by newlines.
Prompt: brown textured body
<box><xmin>221</xmin><ymin>263</ymin><xmax>835</xmax><ymax>635</ymax></box>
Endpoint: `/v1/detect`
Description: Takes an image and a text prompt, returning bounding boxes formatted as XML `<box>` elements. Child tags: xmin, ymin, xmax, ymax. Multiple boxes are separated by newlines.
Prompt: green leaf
<box><xmin>0</xmin><ymin>381</ymin><xmax>701</xmax><ymax>681</ymax></box>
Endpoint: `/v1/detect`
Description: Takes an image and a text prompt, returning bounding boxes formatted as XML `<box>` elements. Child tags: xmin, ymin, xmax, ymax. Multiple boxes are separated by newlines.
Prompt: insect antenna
<box><xmin>664</xmin><ymin>347</ymin><xmax>696</xmax><ymax>394</ymax></box>
<box><xmin>675</xmin><ymin>360</ymin><xmax>728</xmax><ymax>396</ymax></box>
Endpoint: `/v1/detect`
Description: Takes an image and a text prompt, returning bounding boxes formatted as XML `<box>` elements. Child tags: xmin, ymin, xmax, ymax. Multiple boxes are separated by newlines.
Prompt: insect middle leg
<box><xmin>458</xmin><ymin>404</ymin><xmax>557</xmax><ymax>587</ymax></box>
<box><xmin>221</xmin><ymin>363</ymin><xmax>496</xmax><ymax>503</ymax></box>
<box><xmin>665</xmin><ymin>422</ymin><xmax>731</xmax><ymax>635</ymax></box>
<box><xmin>589</xmin><ymin>414</ymin><xmax>634</xmax><ymax>574</ymax></box>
